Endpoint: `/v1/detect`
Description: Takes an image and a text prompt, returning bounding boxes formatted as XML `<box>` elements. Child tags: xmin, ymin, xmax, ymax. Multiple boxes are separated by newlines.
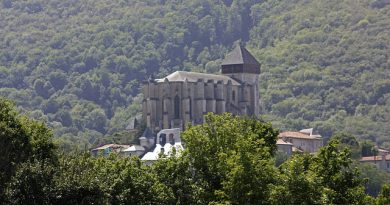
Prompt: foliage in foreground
<box><xmin>273</xmin><ymin>141</ymin><xmax>370</xmax><ymax>205</ymax></box>
<box><xmin>1</xmin><ymin>99</ymin><xmax>389</xmax><ymax>204</ymax></box>
<box><xmin>0</xmin><ymin>98</ymin><xmax>56</xmax><ymax>202</ymax></box>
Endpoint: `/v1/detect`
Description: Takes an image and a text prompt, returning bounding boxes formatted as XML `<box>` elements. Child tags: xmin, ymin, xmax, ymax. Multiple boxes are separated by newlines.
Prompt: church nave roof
<box><xmin>156</xmin><ymin>71</ymin><xmax>241</xmax><ymax>85</ymax></box>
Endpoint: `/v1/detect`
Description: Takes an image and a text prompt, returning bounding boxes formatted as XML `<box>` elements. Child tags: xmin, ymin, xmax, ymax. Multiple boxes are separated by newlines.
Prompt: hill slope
<box><xmin>0</xmin><ymin>0</ymin><xmax>389</xmax><ymax>149</ymax></box>
<box><xmin>250</xmin><ymin>0</ymin><xmax>390</xmax><ymax>147</ymax></box>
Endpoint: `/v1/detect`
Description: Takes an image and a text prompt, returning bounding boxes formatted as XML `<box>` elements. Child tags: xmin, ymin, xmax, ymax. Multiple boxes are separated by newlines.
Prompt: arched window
<box><xmin>174</xmin><ymin>95</ymin><xmax>180</xmax><ymax>119</ymax></box>
<box><xmin>169</xmin><ymin>134</ymin><xmax>175</xmax><ymax>145</ymax></box>
<box><xmin>162</xmin><ymin>100</ymin><xmax>165</xmax><ymax>112</ymax></box>
<box><xmin>160</xmin><ymin>133</ymin><xmax>166</xmax><ymax>145</ymax></box>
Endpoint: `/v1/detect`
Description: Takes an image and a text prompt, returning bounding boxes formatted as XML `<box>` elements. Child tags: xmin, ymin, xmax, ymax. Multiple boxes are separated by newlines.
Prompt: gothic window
<box><xmin>232</xmin><ymin>90</ymin><xmax>236</xmax><ymax>101</ymax></box>
<box><xmin>169</xmin><ymin>134</ymin><xmax>175</xmax><ymax>145</ymax></box>
<box><xmin>162</xmin><ymin>100</ymin><xmax>165</xmax><ymax>112</ymax></box>
<box><xmin>189</xmin><ymin>97</ymin><xmax>192</xmax><ymax>118</ymax></box>
<box><xmin>160</xmin><ymin>133</ymin><xmax>166</xmax><ymax>145</ymax></box>
<box><xmin>174</xmin><ymin>95</ymin><xmax>180</xmax><ymax>119</ymax></box>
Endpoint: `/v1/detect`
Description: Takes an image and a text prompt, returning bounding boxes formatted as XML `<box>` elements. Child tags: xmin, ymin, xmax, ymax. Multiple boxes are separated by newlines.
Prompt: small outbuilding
<box><xmin>91</xmin><ymin>144</ymin><xmax>130</xmax><ymax>157</ymax></box>
<box><xmin>276</xmin><ymin>139</ymin><xmax>293</xmax><ymax>156</ymax></box>
<box><xmin>122</xmin><ymin>145</ymin><xmax>146</xmax><ymax>157</ymax></box>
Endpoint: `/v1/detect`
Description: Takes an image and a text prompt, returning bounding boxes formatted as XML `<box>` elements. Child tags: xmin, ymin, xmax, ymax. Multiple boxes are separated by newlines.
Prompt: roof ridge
<box><xmin>155</xmin><ymin>70</ymin><xmax>241</xmax><ymax>85</ymax></box>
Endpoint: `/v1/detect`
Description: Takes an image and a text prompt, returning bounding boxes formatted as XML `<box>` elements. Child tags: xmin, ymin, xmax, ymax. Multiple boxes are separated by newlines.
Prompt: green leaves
<box><xmin>0</xmin><ymin>97</ymin><xmax>56</xmax><ymax>202</ymax></box>
<box><xmin>51</xmin><ymin>154</ymin><xmax>175</xmax><ymax>205</ymax></box>
<box><xmin>6</xmin><ymin>161</ymin><xmax>55</xmax><ymax>205</ymax></box>
<box><xmin>253</xmin><ymin>0</ymin><xmax>390</xmax><ymax>149</ymax></box>
<box><xmin>1</xmin><ymin>0</ymin><xmax>389</xmax><ymax>151</ymax></box>
<box><xmin>181</xmin><ymin>113</ymin><xmax>279</xmax><ymax>204</ymax></box>
<box><xmin>377</xmin><ymin>184</ymin><xmax>390</xmax><ymax>205</ymax></box>
<box><xmin>1</xmin><ymin>100</ymin><xmax>384</xmax><ymax>204</ymax></box>
<box><xmin>0</xmin><ymin>0</ymin><xmax>267</xmax><ymax>148</ymax></box>
<box><xmin>273</xmin><ymin>140</ymin><xmax>369</xmax><ymax>205</ymax></box>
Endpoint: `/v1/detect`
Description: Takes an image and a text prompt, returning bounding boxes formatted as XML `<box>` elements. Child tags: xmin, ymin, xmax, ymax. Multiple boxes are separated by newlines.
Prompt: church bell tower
<box><xmin>221</xmin><ymin>44</ymin><xmax>261</xmax><ymax>117</ymax></box>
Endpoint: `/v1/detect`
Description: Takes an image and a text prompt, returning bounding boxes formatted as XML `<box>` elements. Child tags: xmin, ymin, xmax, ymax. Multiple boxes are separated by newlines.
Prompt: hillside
<box><xmin>0</xmin><ymin>0</ymin><xmax>389</xmax><ymax>149</ymax></box>
<box><xmin>250</xmin><ymin>0</ymin><xmax>390</xmax><ymax>147</ymax></box>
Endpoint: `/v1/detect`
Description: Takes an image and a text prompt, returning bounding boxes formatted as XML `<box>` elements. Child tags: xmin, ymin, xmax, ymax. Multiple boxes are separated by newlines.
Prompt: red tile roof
<box><xmin>92</xmin><ymin>144</ymin><xmax>130</xmax><ymax>151</ymax></box>
<box><xmin>360</xmin><ymin>154</ymin><xmax>390</xmax><ymax>162</ymax></box>
<box><xmin>279</xmin><ymin>131</ymin><xmax>322</xmax><ymax>140</ymax></box>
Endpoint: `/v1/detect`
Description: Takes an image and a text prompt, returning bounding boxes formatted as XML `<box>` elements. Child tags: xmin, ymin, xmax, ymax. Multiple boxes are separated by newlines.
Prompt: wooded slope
<box><xmin>0</xmin><ymin>0</ymin><xmax>389</xmax><ymax>148</ymax></box>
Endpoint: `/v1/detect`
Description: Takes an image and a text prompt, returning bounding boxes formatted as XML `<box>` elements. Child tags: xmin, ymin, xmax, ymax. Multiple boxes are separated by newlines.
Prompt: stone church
<box><xmin>142</xmin><ymin>44</ymin><xmax>260</xmax><ymax>131</ymax></box>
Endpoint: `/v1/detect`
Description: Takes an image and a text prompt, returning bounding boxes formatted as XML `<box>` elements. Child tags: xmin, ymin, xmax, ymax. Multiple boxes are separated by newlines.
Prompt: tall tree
<box><xmin>181</xmin><ymin>113</ymin><xmax>279</xmax><ymax>204</ymax></box>
<box><xmin>0</xmin><ymin>98</ymin><xmax>31</xmax><ymax>201</ymax></box>
<box><xmin>271</xmin><ymin>140</ymin><xmax>372</xmax><ymax>205</ymax></box>
<box><xmin>377</xmin><ymin>184</ymin><xmax>390</xmax><ymax>205</ymax></box>
<box><xmin>0</xmin><ymin>98</ymin><xmax>56</xmax><ymax>202</ymax></box>
<box><xmin>312</xmin><ymin>140</ymin><xmax>368</xmax><ymax>204</ymax></box>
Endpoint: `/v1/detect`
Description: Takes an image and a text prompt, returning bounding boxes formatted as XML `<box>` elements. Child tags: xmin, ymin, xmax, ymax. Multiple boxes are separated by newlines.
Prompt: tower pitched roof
<box><xmin>221</xmin><ymin>44</ymin><xmax>260</xmax><ymax>66</ymax></box>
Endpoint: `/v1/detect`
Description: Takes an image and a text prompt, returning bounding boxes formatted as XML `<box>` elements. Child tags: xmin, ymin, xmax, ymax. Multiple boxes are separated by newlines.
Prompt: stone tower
<box><xmin>221</xmin><ymin>44</ymin><xmax>261</xmax><ymax>117</ymax></box>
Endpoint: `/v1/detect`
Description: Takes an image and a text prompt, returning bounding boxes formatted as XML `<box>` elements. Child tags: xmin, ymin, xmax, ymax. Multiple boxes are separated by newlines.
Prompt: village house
<box><xmin>91</xmin><ymin>144</ymin><xmax>130</xmax><ymax>157</ymax></box>
<box><xmin>360</xmin><ymin>149</ymin><xmax>390</xmax><ymax>172</ymax></box>
<box><xmin>122</xmin><ymin>145</ymin><xmax>146</xmax><ymax>157</ymax></box>
<box><xmin>278</xmin><ymin>128</ymin><xmax>323</xmax><ymax>154</ymax></box>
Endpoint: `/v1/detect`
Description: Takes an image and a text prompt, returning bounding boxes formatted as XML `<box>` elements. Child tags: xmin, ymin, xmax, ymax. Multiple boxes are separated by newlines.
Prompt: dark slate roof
<box><xmin>221</xmin><ymin>45</ymin><xmax>260</xmax><ymax>66</ymax></box>
<box><xmin>141</xmin><ymin>127</ymin><xmax>155</xmax><ymax>139</ymax></box>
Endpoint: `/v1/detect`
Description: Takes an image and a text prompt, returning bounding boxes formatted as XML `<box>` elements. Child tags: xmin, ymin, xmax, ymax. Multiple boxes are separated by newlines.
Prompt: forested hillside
<box><xmin>251</xmin><ymin>0</ymin><xmax>390</xmax><ymax>148</ymax></box>
<box><xmin>0</xmin><ymin>0</ymin><xmax>389</xmax><ymax>149</ymax></box>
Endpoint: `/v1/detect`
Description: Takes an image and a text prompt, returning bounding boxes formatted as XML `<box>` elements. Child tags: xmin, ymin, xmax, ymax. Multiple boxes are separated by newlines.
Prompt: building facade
<box><xmin>276</xmin><ymin>139</ymin><xmax>293</xmax><ymax>156</ymax></box>
<box><xmin>360</xmin><ymin>154</ymin><xmax>390</xmax><ymax>172</ymax></box>
<box><xmin>141</xmin><ymin>128</ymin><xmax>184</xmax><ymax>164</ymax></box>
<box><xmin>278</xmin><ymin>128</ymin><xmax>323</xmax><ymax>153</ymax></box>
<box><xmin>142</xmin><ymin>45</ymin><xmax>261</xmax><ymax>131</ymax></box>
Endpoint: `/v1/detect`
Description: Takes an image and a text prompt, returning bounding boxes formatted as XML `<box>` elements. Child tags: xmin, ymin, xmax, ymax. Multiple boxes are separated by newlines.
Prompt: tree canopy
<box><xmin>0</xmin><ymin>97</ymin><xmax>56</xmax><ymax>202</ymax></box>
<box><xmin>1</xmin><ymin>101</ymin><xmax>389</xmax><ymax>204</ymax></box>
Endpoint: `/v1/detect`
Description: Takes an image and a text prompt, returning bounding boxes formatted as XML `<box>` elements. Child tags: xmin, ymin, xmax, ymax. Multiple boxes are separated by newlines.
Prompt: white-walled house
<box><xmin>122</xmin><ymin>145</ymin><xmax>146</xmax><ymax>157</ymax></box>
<box><xmin>141</xmin><ymin>128</ymin><xmax>184</xmax><ymax>164</ymax></box>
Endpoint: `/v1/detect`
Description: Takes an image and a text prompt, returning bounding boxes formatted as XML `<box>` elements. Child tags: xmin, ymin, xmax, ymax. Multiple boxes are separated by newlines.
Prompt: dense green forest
<box><xmin>0</xmin><ymin>0</ymin><xmax>389</xmax><ymax>149</ymax></box>
<box><xmin>1</xmin><ymin>98</ymin><xmax>389</xmax><ymax>204</ymax></box>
